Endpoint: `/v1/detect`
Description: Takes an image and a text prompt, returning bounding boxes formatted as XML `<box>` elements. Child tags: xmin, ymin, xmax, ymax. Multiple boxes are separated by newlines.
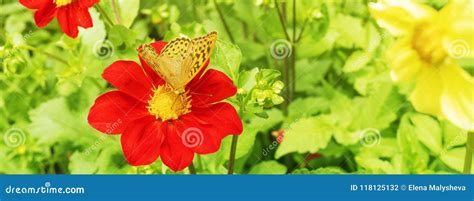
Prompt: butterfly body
<box><xmin>139</xmin><ymin>32</ymin><xmax>218</xmax><ymax>94</ymax></box>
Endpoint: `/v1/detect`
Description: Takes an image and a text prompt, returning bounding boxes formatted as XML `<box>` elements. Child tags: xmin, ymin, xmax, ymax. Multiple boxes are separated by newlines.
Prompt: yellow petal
<box><xmin>369</xmin><ymin>0</ymin><xmax>436</xmax><ymax>36</ymax></box>
<box><xmin>439</xmin><ymin>62</ymin><xmax>474</xmax><ymax>131</ymax></box>
<box><xmin>386</xmin><ymin>37</ymin><xmax>424</xmax><ymax>82</ymax></box>
<box><xmin>439</xmin><ymin>0</ymin><xmax>474</xmax><ymax>59</ymax></box>
<box><xmin>410</xmin><ymin>67</ymin><xmax>443</xmax><ymax>117</ymax></box>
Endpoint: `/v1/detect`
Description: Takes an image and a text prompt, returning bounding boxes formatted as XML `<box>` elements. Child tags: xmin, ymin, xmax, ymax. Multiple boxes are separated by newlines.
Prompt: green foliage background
<box><xmin>0</xmin><ymin>0</ymin><xmax>471</xmax><ymax>174</ymax></box>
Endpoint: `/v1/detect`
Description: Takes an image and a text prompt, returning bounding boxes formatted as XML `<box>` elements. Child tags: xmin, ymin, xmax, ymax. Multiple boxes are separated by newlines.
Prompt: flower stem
<box><xmin>274</xmin><ymin>0</ymin><xmax>293</xmax><ymax>113</ymax></box>
<box><xmin>95</xmin><ymin>4</ymin><xmax>115</xmax><ymax>27</ymax></box>
<box><xmin>189</xmin><ymin>162</ymin><xmax>196</xmax><ymax>174</ymax></box>
<box><xmin>213</xmin><ymin>0</ymin><xmax>235</xmax><ymax>43</ymax></box>
<box><xmin>292</xmin><ymin>0</ymin><xmax>296</xmax><ymax>41</ymax></box>
<box><xmin>295</xmin><ymin>17</ymin><xmax>309</xmax><ymax>43</ymax></box>
<box><xmin>290</xmin><ymin>0</ymin><xmax>296</xmax><ymax>102</ymax></box>
<box><xmin>227</xmin><ymin>135</ymin><xmax>239</xmax><ymax>174</ymax></box>
<box><xmin>463</xmin><ymin>132</ymin><xmax>473</xmax><ymax>174</ymax></box>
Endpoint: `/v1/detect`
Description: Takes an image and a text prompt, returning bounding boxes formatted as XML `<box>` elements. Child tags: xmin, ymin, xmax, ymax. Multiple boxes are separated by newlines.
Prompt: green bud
<box><xmin>272</xmin><ymin>80</ymin><xmax>284</xmax><ymax>93</ymax></box>
<box><xmin>271</xmin><ymin>94</ymin><xmax>284</xmax><ymax>105</ymax></box>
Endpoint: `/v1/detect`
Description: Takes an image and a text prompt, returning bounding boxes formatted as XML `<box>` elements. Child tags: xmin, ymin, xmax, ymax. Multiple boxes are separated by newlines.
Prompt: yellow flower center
<box><xmin>147</xmin><ymin>85</ymin><xmax>191</xmax><ymax>121</ymax></box>
<box><xmin>54</xmin><ymin>0</ymin><xmax>73</xmax><ymax>7</ymax></box>
<box><xmin>412</xmin><ymin>22</ymin><xmax>447</xmax><ymax>65</ymax></box>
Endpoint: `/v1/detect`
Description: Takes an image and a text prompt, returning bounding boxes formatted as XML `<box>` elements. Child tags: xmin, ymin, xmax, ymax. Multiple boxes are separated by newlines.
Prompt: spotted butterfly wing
<box><xmin>138</xmin><ymin>32</ymin><xmax>218</xmax><ymax>91</ymax></box>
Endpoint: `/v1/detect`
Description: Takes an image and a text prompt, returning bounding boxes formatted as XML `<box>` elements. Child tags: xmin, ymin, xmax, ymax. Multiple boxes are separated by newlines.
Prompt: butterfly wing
<box><xmin>138</xmin><ymin>37</ymin><xmax>193</xmax><ymax>89</ymax></box>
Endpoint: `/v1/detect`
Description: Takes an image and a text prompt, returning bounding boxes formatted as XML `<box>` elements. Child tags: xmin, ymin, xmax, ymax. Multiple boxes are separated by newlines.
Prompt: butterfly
<box><xmin>138</xmin><ymin>31</ymin><xmax>218</xmax><ymax>94</ymax></box>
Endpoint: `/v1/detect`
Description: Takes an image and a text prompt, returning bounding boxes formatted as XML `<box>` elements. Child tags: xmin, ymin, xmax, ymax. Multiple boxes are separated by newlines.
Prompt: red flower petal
<box><xmin>174</xmin><ymin>102</ymin><xmax>242</xmax><ymax>154</ymax></box>
<box><xmin>56</xmin><ymin>4</ymin><xmax>79</xmax><ymax>38</ymax></box>
<box><xmin>121</xmin><ymin>116</ymin><xmax>164</xmax><ymax>166</ymax></box>
<box><xmin>176</xmin><ymin>114</ymin><xmax>222</xmax><ymax>154</ymax></box>
<box><xmin>19</xmin><ymin>0</ymin><xmax>50</xmax><ymax>9</ymax></box>
<box><xmin>192</xmin><ymin>102</ymin><xmax>243</xmax><ymax>137</ymax></box>
<box><xmin>160</xmin><ymin>123</ymin><xmax>195</xmax><ymax>172</ymax></box>
<box><xmin>102</xmin><ymin>60</ymin><xmax>155</xmax><ymax>102</ymax></box>
<box><xmin>74</xmin><ymin>6</ymin><xmax>93</xmax><ymax>28</ymax></box>
<box><xmin>188</xmin><ymin>69</ymin><xmax>237</xmax><ymax>107</ymax></box>
<box><xmin>78</xmin><ymin>0</ymin><xmax>100</xmax><ymax>7</ymax></box>
<box><xmin>137</xmin><ymin>41</ymin><xmax>167</xmax><ymax>86</ymax></box>
<box><xmin>33</xmin><ymin>1</ymin><xmax>56</xmax><ymax>28</ymax></box>
<box><xmin>88</xmin><ymin>91</ymin><xmax>149</xmax><ymax>134</ymax></box>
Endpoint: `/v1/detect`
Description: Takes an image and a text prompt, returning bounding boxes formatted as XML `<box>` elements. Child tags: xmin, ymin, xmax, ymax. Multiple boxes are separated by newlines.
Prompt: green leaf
<box><xmin>276</xmin><ymin>116</ymin><xmax>333</xmax><ymax>158</ymax></box>
<box><xmin>331</xmin><ymin>13</ymin><xmax>366</xmax><ymax>49</ymax></box>
<box><xmin>80</xmin><ymin>8</ymin><xmax>106</xmax><ymax>48</ymax></box>
<box><xmin>99</xmin><ymin>0</ymin><xmax>139</xmax><ymax>28</ymax></box>
<box><xmin>306</xmin><ymin>3</ymin><xmax>330</xmax><ymax>42</ymax></box>
<box><xmin>342</xmin><ymin>51</ymin><xmax>371</xmax><ymax>73</ymax></box>
<box><xmin>318</xmin><ymin>140</ymin><xmax>346</xmax><ymax>158</ymax></box>
<box><xmin>366</xmin><ymin>22</ymin><xmax>382</xmax><ymax>53</ymax></box>
<box><xmin>331</xmin><ymin>83</ymin><xmax>402</xmax><ymax>145</ymax></box>
<box><xmin>295</xmin><ymin>59</ymin><xmax>331</xmax><ymax>93</ymax></box>
<box><xmin>292</xmin><ymin>167</ymin><xmax>346</xmax><ymax>174</ymax></box>
<box><xmin>216</xmin><ymin>109</ymin><xmax>284</xmax><ymax>167</ymax></box>
<box><xmin>234</xmin><ymin>109</ymin><xmax>284</xmax><ymax>159</ymax></box>
<box><xmin>238</xmin><ymin>42</ymin><xmax>265</xmax><ymax>62</ymax></box>
<box><xmin>0</xmin><ymin>3</ymin><xmax>23</xmax><ymax>17</ymax></box>
<box><xmin>354</xmin><ymin>137</ymin><xmax>401</xmax><ymax>173</ymax></box>
<box><xmin>297</xmin><ymin>30</ymin><xmax>337</xmax><ymax>58</ymax></box>
<box><xmin>108</xmin><ymin>25</ymin><xmax>137</xmax><ymax>48</ymax></box>
<box><xmin>285</xmin><ymin>97</ymin><xmax>330</xmax><ymax>127</ymax></box>
<box><xmin>249</xmin><ymin>161</ymin><xmax>287</xmax><ymax>174</ymax></box>
<box><xmin>409</xmin><ymin>113</ymin><xmax>442</xmax><ymax>154</ymax></box>
<box><xmin>196</xmin><ymin>153</ymin><xmax>228</xmax><ymax>174</ymax></box>
<box><xmin>359</xmin><ymin>138</ymin><xmax>399</xmax><ymax>158</ymax></box>
<box><xmin>69</xmin><ymin>151</ymin><xmax>99</xmax><ymax>174</ymax></box>
<box><xmin>355</xmin><ymin>152</ymin><xmax>400</xmax><ymax>174</ymax></box>
<box><xmin>441</xmin><ymin>120</ymin><xmax>467</xmax><ymax>149</ymax></box>
<box><xmin>396</xmin><ymin>114</ymin><xmax>430</xmax><ymax>173</ymax></box>
<box><xmin>69</xmin><ymin>138</ymin><xmax>130</xmax><ymax>174</ymax></box>
<box><xmin>27</xmin><ymin>98</ymin><xmax>97</xmax><ymax>146</ymax></box>
<box><xmin>349</xmin><ymin>82</ymin><xmax>402</xmax><ymax>130</ymax></box>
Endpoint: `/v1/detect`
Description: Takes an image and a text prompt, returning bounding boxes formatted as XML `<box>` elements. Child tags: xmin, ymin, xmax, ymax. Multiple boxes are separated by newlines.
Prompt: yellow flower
<box><xmin>370</xmin><ymin>0</ymin><xmax>474</xmax><ymax>131</ymax></box>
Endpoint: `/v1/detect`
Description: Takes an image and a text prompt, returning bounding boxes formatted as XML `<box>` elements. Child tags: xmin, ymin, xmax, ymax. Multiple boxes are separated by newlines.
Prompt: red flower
<box><xmin>87</xmin><ymin>41</ymin><xmax>243</xmax><ymax>172</ymax></box>
<box><xmin>19</xmin><ymin>0</ymin><xmax>99</xmax><ymax>38</ymax></box>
